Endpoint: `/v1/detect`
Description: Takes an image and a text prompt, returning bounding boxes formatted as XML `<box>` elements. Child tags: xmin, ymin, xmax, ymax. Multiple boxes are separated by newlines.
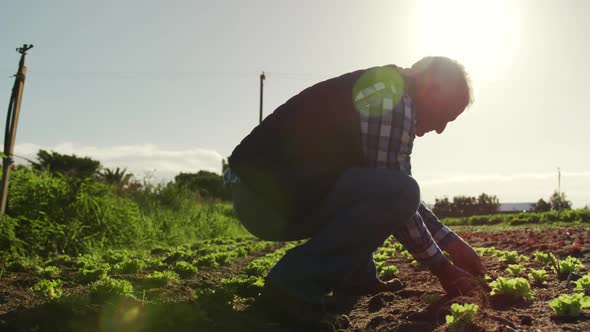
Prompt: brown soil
<box><xmin>2</xmin><ymin>228</ymin><xmax>590</xmax><ymax>332</ymax></box>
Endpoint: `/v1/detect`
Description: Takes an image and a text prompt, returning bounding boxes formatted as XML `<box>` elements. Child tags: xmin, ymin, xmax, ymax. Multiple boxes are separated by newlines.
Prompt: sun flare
<box><xmin>410</xmin><ymin>0</ymin><xmax>521</xmax><ymax>82</ymax></box>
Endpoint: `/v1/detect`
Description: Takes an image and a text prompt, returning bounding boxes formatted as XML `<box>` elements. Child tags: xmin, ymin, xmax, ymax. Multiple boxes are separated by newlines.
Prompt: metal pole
<box><xmin>259</xmin><ymin>71</ymin><xmax>265</xmax><ymax>124</ymax></box>
<box><xmin>558</xmin><ymin>167</ymin><xmax>561</xmax><ymax>196</ymax></box>
<box><xmin>0</xmin><ymin>44</ymin><xmax>33</xmax><ymax>215</ymax></box>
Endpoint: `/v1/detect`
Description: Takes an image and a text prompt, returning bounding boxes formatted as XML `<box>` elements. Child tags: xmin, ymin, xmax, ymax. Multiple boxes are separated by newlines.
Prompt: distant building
<box><xmin>498</xmin><ymin>202</ymin><xmax>536</xmax><ymax>213</ymax></box>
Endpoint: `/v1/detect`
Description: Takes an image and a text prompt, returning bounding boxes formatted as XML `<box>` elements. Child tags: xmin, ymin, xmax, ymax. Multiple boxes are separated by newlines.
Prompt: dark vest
<box><xmin>228</xmin><ymin>67</ymin><xmax>387</xmax><ymax>221</ymax></box>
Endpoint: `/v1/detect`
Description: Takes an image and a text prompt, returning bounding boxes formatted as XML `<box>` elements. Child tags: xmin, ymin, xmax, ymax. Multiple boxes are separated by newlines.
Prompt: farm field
<box><xmin>1</xmin><ymin>225</ymin><xmax>590</xmax><ymax>331</ymax></box>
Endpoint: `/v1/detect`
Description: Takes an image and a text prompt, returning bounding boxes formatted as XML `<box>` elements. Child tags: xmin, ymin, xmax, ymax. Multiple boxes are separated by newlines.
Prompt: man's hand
<box><xmin>445</xmin><ymin>238</ymin><xmax>486</xmax><ymax>276</ymax></box>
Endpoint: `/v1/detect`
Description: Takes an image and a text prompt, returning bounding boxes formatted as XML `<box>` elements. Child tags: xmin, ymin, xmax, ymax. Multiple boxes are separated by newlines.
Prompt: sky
<box><xmin>1</xmin><ymin>0</ymin><xmax>589</xmax><ymax>207</ymax></box>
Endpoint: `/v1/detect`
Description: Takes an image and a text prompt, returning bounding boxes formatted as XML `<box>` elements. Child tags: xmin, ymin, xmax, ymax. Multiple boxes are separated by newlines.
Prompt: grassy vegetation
<box><xmin>0</xmin><ymin>167</ymin><xmax>249</xmax><ymax>257</ymax></box>
<box><xmin>443</xmin><ymin>209</ymin><xmax>590</xmax><ymax>227</ymax></box>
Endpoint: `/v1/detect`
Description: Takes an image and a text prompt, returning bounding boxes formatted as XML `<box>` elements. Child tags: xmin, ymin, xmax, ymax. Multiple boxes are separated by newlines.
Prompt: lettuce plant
<box><xmin>505</xmin><ymin>264</ymin><xmax>525</xmax><ymax>277</ymax></box>
<box><xmin>528</xmin><ymin>269</ymin><xmax>548</xmax><ymax>285</ymax></box>
<box><xmin>489</xmin><ymin>277</ymin><xmax>534</xmax><ymax>300</ymax></box>
<box><xmin>379</xmin><ymin>265</ymin><xmax>399</xmax><ymax>280</ymax></box>
<box><xmin>575</xmin><ymin>274</ymin><xmax>590</xmax><ymax>294</ymax></box>
<box><xmin>549</xmin><ymin>293</ymin><xmax>590</xmax><ymax>317</ymax></box>
<box><xmin>533</xmin><ymin>251</ymin><xmax>556</xmax><ymax>266</ymax></box>
<box><xmin>36</xmin><ymin>265</ymin><xmax>61</xmax><ymax>278</ymax></box>
<box><xmin>553</xmin><ymin>256</ymin><xmax>585</xmax><ymax>277</ymax></box>
<box><xmin>30</xmin><ymin>279</ymin><xmax>63</xmax><ymax>299</ymax></box>
<box><xmin>89</xmin><ymin>277</ymin><xmax>134</xmax><ymax>303</ymax></box>
<box><xmin>445</xmin><ymin>303</ymin><xmax>479</xmax><ymax>332</ymax></box>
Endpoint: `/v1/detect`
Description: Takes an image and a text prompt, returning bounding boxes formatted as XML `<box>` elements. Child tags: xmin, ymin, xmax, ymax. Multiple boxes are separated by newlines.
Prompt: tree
<box><xmin>549</xmin><ymin>191</ymin><xmax>572</xmax><ymax>211</ymax></box>
<box><xmin>99</xmin><ymin>167</ymin><xmax>134</xmax><ymax>193</ymax></box>
<box><xmin>33</xmin><ymin>150</ymin><xmax>101</xmax><ymax>179</ymax></box>
<box><xmin>532</xmin><ymin>198</ymin><xmax>551</xmax><ymax>212</ymax></box>
<box><xmin>432</xmin><ymin>193</ymin><xmax>501</xmax><ymax>218</ymax></box>
<box><xmin>175</xmin><ymin>170</ymin><xmax>231</xmax><ymax>201</ymax></box>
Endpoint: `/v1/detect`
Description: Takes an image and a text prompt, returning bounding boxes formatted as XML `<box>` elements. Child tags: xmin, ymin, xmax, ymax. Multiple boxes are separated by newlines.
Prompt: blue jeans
<box><xmin>232</xmin><ymin>167</ymin><xmax>420</xmax><ymax>304</ymax></box>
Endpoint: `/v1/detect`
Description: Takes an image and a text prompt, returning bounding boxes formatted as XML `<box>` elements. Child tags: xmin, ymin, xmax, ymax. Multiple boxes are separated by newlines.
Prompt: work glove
<box><xmin>445</xmin><ymin>237</ymin><xmax>487</xmax><ymax>276</ymax></box>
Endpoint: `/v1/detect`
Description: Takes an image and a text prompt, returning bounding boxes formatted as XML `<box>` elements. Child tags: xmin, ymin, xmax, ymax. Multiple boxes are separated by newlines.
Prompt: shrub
<box><xmin>445</xmin><ymin>303</ymin><xmax>479</xmax><ymax>332</ymax></box>
<box><xmin>30</xmin><ymin>279</ymin><xmax>63</xmax><ymax>299</ymax></box>
<box><xmin>549</xmin><ymin>293</ymin><xmax>590</xmax><ymax>317</ymax></box>
<box><xmin>489</xmin><ymin>277</ymin><xmax>534</xmax><ymax>300</ymax></box>
<box><xmin>89</xmin><ymin>277</ymin><xmax>134</xmax><ymax>302</ymax></box>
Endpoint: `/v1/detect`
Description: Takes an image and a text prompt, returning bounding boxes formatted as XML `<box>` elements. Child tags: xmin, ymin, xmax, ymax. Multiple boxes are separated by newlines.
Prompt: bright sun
<box><xmin>410</xmin><ymin>0</ymin><xmax>521</xmax><ymax>82</ymax></box>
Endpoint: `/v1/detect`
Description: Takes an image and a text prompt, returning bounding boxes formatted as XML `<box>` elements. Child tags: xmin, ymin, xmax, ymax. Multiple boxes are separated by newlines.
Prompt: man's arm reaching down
<box><xmin>418</xmin><ymin>202</ymin><xmax>486</xmax><ymax>276</ymax></box>
<box><xmin>417</xmin><ymin>202</ymin><xmax>459</xmax><ymax>251</ymax></box>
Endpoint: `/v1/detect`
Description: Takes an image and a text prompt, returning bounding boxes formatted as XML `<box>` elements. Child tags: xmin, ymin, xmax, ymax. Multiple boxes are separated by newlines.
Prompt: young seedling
<box><xmin>489</xmin><ymin>277</ymin><xmax>534</xmax><ymax>300</ymax></box>
<box><xmin>553</xmin><ymin>256</ymin><xmax>585</xmax><ymax>278</ymax></box>
<box><xmin>379</xmin><ymin>265</ymin><xmax>399</xmax><ymax>280</ymax></box>
<box><xmin>549</xmin><ymin>293</ymin><xmax>590</xmax><ymax>318</ymax></box>
<box><xmin>145</xmin><ymin>270</ymin><xmax>180</xmax><ymax>288</ymax></box>
<box><xmin>505</xmin><ymin>264</ymin><xmax>526</xmax><ymax>277</ymax></box>
<box><xmin>36</xmin><ymin>266</ymin><xmax>61</xmax><ymax>278</ymax></box>
<box><xmin>533</xmin><ymin>251</ymin><xmax>556</xmax><ymax>266</ymax></box>
<box><xmin>528</xmin><ymin>269</ymin><xmax>548</xmax><ymax>285</ymax></box>
<box><xmin>89</xmin><ymin>277</ymin><xmax>134</xmax><ymax>303</ymax></box>
<box><xmin>445</xmin><ymin>303</ymin><xmax>479</xmax><ymax>332</ymax></box>
<box><xmin>30</xmin><ymin>279</ymin><xmax>63</xmax><ymax>300</ymax></box>
<box><xmin>421</xmin><ymin>293</ymin><xmax>442</xmax><ymax>305</ymax></box>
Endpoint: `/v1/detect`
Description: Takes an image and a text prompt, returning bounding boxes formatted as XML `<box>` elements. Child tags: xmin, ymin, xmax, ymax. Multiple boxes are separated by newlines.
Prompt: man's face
<box><xmin>413</xmin><ymin>72</ymin><xmax>466</xmax><ymax>137</ymax></box>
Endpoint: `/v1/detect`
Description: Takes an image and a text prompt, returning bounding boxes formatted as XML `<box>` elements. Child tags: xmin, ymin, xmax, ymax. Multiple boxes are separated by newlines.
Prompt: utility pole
<box><xmin>557</xmin><ymin>167</ymin><xmax>561</xmax><ymax>196</ymax></box>
<box><xmin>259</xmin><ymin>71</ymin><xmax>265</xmax><ymax>124</ymax></box>
<box><xmin>1</xmin><ymin>44</ymin><xmax>33</xmax><ymax>215</ymax></box>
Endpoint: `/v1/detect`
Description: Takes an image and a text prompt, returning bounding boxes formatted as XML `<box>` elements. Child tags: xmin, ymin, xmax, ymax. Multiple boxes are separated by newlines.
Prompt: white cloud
<box><xmin>13</xmin><ymin>142</ymin><xmax>224</xmax><ymax>182</ymax></box>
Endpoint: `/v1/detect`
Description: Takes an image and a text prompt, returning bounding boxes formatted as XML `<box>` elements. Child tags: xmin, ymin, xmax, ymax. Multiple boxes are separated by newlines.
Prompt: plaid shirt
<box><xmin>356</xmin><ymin>66</ymin><xmax>458</xmax><ymax>267</ymax></box>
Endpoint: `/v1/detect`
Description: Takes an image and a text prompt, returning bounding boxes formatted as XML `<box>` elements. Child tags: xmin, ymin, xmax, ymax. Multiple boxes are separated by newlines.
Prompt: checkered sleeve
<box><xmin>418</xmin><ymin>202</ymin><xmax>460</xmax><ymax>251</ymax></box>
<box><xmin>390</xmin><ymin>212</ymin><xmax>448</xmax><ymax>269</ymax></box>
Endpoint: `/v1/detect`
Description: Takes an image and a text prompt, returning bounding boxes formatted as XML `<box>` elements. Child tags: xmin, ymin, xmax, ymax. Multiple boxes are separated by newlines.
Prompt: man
<box><xmin>225</xmin><ymin>56</ymin><xmax>485</xmax><ymax>325</ymax></box>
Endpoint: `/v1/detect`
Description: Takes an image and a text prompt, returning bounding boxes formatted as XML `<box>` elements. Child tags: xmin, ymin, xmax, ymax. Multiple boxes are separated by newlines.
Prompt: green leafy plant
<box><xmin>575</xmin><ymin>274</ymin><xmax>590</xmax><ymax>294</ymax></box>
<box><xmin>379</xmin><ymin>265</ymin><xmax>399</xmax><ymax>280</ymax></box>
<box><xmin>553</xmin><ymin>256</ymin><xmax>585</xmax><ymax>277</ymax></box>
<box><xmin>36</xmin><ymin>265</ymin><xmax>61</xmax><ymax>278</ymax></box>
<box><xmin>421</xmin><ymin>293</ymin><xmax>442</xmax><ymax>305</ymax></box>
<box><xmin>89</xmin><ymin>277</ymin><xmax>134</xmax><ymax>302</ymax></box>
<box><xmin>533</xmin><ymin>251</ymin><xmax>556</xmax><ymax>266</ymax></box>
<box><xmin>528</xmin><ymin>269</ymin><xmax>548</xmax><ymax>285</ymax></box>
<box><xmin>113</xmin><ymin>258</ymin><xmax>146</xmax><ymax>274</ymax></box>
<box><xmin>496</xmin><ymin>250</ymin><xmax>528</xmax><ymax>264</ymax></box>
<box><xmin>76</xmin><ymin>263</ymin><xmax>110</xmax><ymax>284</ymax></box>
<box><xmin>145</xmin><ymin>270</ymin><xmax>180</xmax><ymax>288</ymax></box>
<box><xmin>549</xmin><ymin>293</ymin><xmax>590</xmax><ymax>317</ymax></box>
<box><xmin>489</xmin><ymin>277</ymin><xmax>534</xmax><ymax>300</ymax></box>
<box><xmin>505</xmin><ymin>264</ymin><xmax>525</xmax><ymax>277</ymax></box>
<box><xmin>173</xmin><ymin>261</ymin><xmax>198</xmax><ymax>278</ymax></box>
<box><xmin>30</xmin><ymin>279</ymin><xmax>63</xmax><ymax>299</ymax></box>
<box><xmin>445</xmin><ymin>303</ymin><xmax>479</xmax><ymax>332</ymax></box>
